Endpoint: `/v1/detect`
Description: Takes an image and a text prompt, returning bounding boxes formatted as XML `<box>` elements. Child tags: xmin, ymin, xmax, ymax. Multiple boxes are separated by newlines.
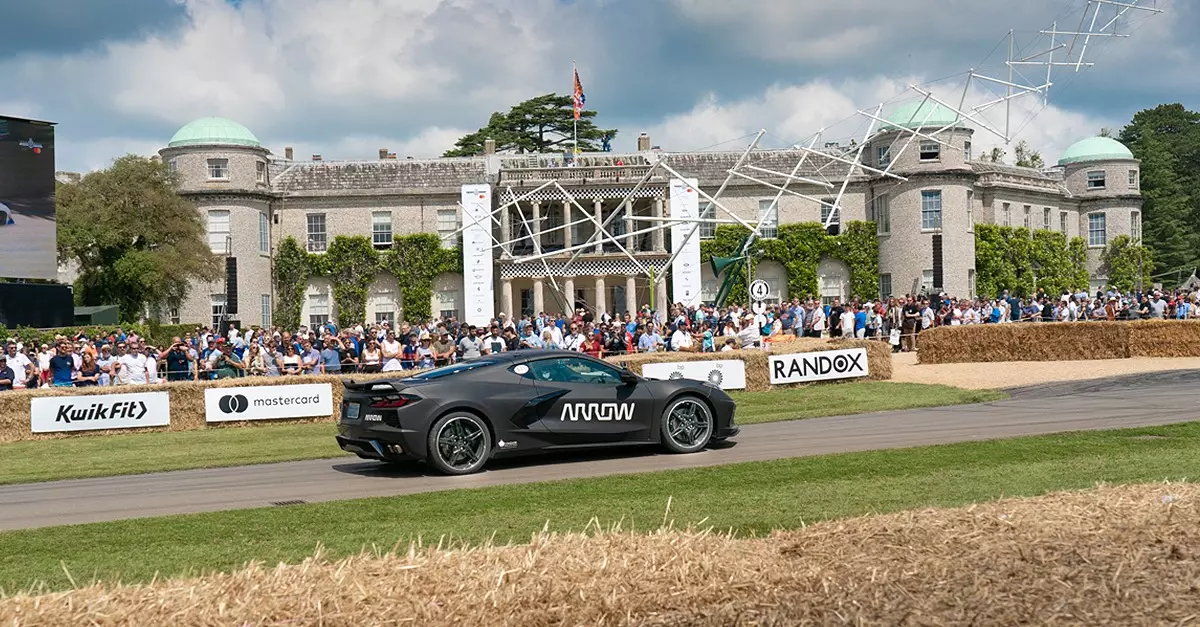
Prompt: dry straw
<box><xmin>919</xmin><ymin>319</ymin><xmax>1200</xmax><ymax>364</ymax></box>
<box><xmin>1</xmin><ymin>482</ymin><xmax>1195</xmax><ymax>625</ymax></box>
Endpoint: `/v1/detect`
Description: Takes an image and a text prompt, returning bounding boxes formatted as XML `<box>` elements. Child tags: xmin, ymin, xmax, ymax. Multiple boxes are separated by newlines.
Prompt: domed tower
<box><xmin>868</xmin><ymin>102</ymin><xmax>976</xmax><ymax>298</ymax></box>
<box><xmin>159</xmin><ymin>117</ymin><xmax>274</xmax><ymax>330</ymax></box>
<box><xmin>1057</xmin><ymin>137</ymin><xmax>1142</xmax><ymax>292</ymax></box>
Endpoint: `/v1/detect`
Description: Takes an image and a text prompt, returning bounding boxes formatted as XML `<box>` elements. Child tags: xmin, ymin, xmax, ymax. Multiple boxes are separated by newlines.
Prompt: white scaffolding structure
<box><xmin>454</xmin><ymin>0</ymin><xmax>1163</xmax><ymax>315</ymax></box>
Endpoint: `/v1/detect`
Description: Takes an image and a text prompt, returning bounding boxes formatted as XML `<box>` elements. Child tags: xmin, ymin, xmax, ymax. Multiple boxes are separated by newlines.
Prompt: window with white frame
<box><xmin>1087</xmin><ymin>170</ymin><xmax>1106</xmax><ymax>189</ymax></box>
<box><xmin>1088</xmin><ymin>212</ymin><xmax>1107</xmax><ymax>247</ymax></box>
<box><xmin>1002</xmin><ymin>202</ymin><xmax>1011</xmax><ymax>227</ymax></box>
<box><xmin>260</xmin><ymin>294</ymin><xmax>272</xmax><ymax>327</ymax></box>
<box><xmin>207</xmin><ymin>210</ymin><xmax>230</xmax><ymax>254</ymax></box>
<box><xmin>919</xmin><ymin>141</ymin><xmax>940</xmax><ymax>161</ymax></box>
<box><xmin>966</xmin><ymin>190</ymin><xmax>974</xmax><ymax>232</ymax></box>
<box><xmin>819</xmin><ymin>275</ymin><xmax>842</xmax><ymax>306</ymax></box>
<box><xmin>964</xmin><ymin>141</ymin><xmax>972</xmax><ymax>162</ymax></box>
<box><xmin>757</xmin><ymin>199</ymin><xmax>778</xmax><ymax>238</ymax></box>
<box><xmin>168</xmin><ymin>159</ymin><xmax>177</xmax><ymax>175</ymax></box>
<box><xmin>820</xmin><ymin>198</ymin><xmax>839</xmax><ymax>229</ymax></box>
<box><xmin>872</xmin><ymin>194</ymin><xmax>890</xmax><ymax>235</ymax></box>
<box><xmin>308</xmin><ymin>293</ymin><xmax>329</xmax><ymax>328</ymax></box>
<box><xmin>374</xmin><ymin>301</ymin><xmax>395</xmax><ymax>327</ymax></box>
<box><xmin>437</xmin><ymin>209</ymin><xmax>459</xmax><ymax>247</ymax></box>
<box><xmin>207</xmin><ymin>158</ymin><xmax>228</xmax><ymax>180</ymax></box>
<box><xmin>698</xmin><ymin>202</ymin><xmax>716</xmax><ymax>239</ymax></box>
<box><xmin>306</xmin><ymin>213</ymin><xmax>327</xmax><ymax>252</ymax></box>
<box><xmin>210</xmin><ymin>294</ymin><xmax>226</xmax><ymax>328</ymax></box>
<box><xmin>258</xmin><ymin>212</ymin><xmax>269</xmax><ymax>254</ymax></box>
<box><xmin>1131</xmin><ymin>210</ymin><xmax>1141</xmax><ymax>243</ymax></box>
<box><xmin>968</xmin><ymin>269</ymin><xmax>976</xmax><ymax>298</ymax></box>
<box><xmin>1128</xmin><ymin>169</ymin><xmax>1138</xmax><ymax>188</ymax></box>
<box><xmin>877</xmin><ymin>145</ymin><xmax>891</xmax><ymax>167</ymax></box>
<box><xmin>256</xmin><ymin>161</ymin><xmax>266</xmax><ymax>184</ymax></box>
<box><xmin>920</xmin><ymin>190</ymin><xmax>942</xmax><ymax>230</ymax></box>
<box><xmin>437</xmin><ymin>290</ymin><xmax>459</xmax><ymax>320</ymax></box>
<box><xmin>372</xmin><ymin>211</ymin><xmax>393</xmax><ymax>249</ymax></box>
<box><xmin>879</xmin><ymin>273</ymin><xmax>893</xmax><ymax>299</ymax></box>
<box><xmin>1023</xmin><ymin>205</ymin><xmax>1031</xmax><ymax>229</ymax></box>
<box><xmin>1060</xmin><ymin>211</ymin><xmax>1069</xmax><ymax>234</ymax></box>
<box><xmin>701</xmin><ymin>278</ymin><xmax>719</xmax><ymax>302</ymax></box>
<box><xmin>1043</xmin><ymin>207</ymin><xmax>1051</xmax><ymax>230</ymax></box>
<box><xmin>169</xmin><ymin>307</ymin><xmax>180</xmax><ymax>325</ymax></box>
<box><xmin>921</xmin><ymin>270</ymin><xmax>934</xmax><ymax>293</ymax></box>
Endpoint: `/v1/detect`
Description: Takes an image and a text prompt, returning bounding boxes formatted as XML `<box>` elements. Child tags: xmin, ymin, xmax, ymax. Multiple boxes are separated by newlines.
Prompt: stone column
<box><xmin>531</xmin><ymin>201</ymin><xmax>542</xmax><ymax>255</ymax></box>
<box><xmin>563</xmin><ymin>277</ymin><xmax>576</xmax><ymax>314</ymax></box>
<box><xmin>624</xmin><ymin>200</ymin><xmax>635</xmax><ymax>252</ymax></box>
<box><xmin>500</xmin><ymin>207</ymin><xmax>511</xmax><ymax>258</ymax></box>
<box><xmin>653</xmin><ymin>197</ymin><xmax>665</xmax><ymax>252</ymax></box>
<box><xmin>625</xmin><ymin>275</ymin><xmax>638</xmax><ymax>314</ymax></box>
<box><xmin>500</xmin><ymin>278</ymin><xmax>514</xmax><ymax>320</ymax></box>
<box><xmin>563</xmin><ymin>201</ymin><xmax>573</xmax><ymax>251</ymax></box>
<box><xmin>595</xmin><ymin>276</ymin><xmax>607</xmax><ymax>316</ymax></box>
<box><xmin>655</xmin><ymin>274</ymin><xmax>669</xmax><ymax>318</ymax></box>
<box><xmin>593</xmin><ymin>199</ymin><xmax>604</xmax><ymax>254</ymax></box>
<box><xmin>532</xmin><ymin>277</ymin><xmax>545</xmax><ymax>315</ymax></box>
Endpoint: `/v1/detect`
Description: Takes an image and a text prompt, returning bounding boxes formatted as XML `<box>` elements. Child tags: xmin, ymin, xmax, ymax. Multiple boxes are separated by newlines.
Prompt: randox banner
<box><xmin>205</xmin><ymin>383</ymin><xmax>333</xmax><ymax>423</ymax></box>
<box><xmin>641</xmin><ymin>359</ymin><xmax>747</xmax><ymax>390</ymax></box>
<box><xmin>30</xmin><ymin>391</ymin><xmax>171</xmax><ymax>433</ymax></box>
<box><xmin>769</xmin><ymin>348</ymin><xmax>869</xmax><ymax>385</ymax></box>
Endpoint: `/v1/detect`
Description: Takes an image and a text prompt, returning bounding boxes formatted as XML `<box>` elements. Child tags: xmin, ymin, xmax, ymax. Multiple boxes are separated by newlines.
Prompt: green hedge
<box><xmin>699</xmin><ymin>222</ymin><xmax>880</xmax><ymax>302</ymax></box>
<box><xmin>273</xmin><ymin>233</ymin><xmax>462</xmax><ymax>330</ymax></box>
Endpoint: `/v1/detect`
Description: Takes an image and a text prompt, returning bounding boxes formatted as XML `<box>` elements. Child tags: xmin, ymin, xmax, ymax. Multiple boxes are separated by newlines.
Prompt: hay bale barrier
<box><xmin>2</xmin><ymin>483</ymin><xmax>1195</xmax><ymax>625</ymax></box>
<box><xmin>918</xmin><ymin>319</ymin><xmax>1200</xmax><ymax>364</ymax></box>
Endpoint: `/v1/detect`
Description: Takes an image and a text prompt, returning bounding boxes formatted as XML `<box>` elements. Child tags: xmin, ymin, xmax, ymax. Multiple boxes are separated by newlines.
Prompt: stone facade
<box><xmin>158</xmin><ymin>119</ymin><xmax>1142</xmax><ymax>327</ymax></box>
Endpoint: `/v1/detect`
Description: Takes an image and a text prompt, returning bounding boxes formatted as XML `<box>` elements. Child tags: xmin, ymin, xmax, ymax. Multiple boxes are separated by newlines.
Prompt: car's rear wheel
<box><xmin>426</xmin><ymin>412</ymin><xmax>492</xmax><ymax>475</ymax></box>
<box><xmin>660</xmin><ymin>396</ymin><xmax>714</xmax><ymax>454</ymax></box>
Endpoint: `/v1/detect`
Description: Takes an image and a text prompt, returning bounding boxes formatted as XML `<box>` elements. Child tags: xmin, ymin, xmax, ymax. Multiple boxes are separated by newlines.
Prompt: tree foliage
<box><xmin>443</xmin><ymin>94</ymin><xmax>618</xmax><ymax>157</ymax></box>
<box><xmin>1013</xmin><ymin>140</ymin><xmax>1044</xmax><ymax>169</ymax></box>
<box><xmin>1100</xmin><ymin>235</ymin><xmax>1154</xmax><ymax>293</ymax></box>
<box><xmin>57</xmin><ymin>155</ymin><xmax>220</xmax><ymax>322</ymax></box>
<box><xmin>1119</xmin><ymin>104</ymin><xmax>1200</xmax><ymax>279</ymax></box>
<box><xmin>973</xmin><ymin>224</ymin><xmax>1089</xmax><ymax>297</ymax></box>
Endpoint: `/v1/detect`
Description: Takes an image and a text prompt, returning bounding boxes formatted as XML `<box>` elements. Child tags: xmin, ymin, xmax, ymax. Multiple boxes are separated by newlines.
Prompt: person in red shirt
<box><xmin>581</xmin><ymin>330</ymin><xmax>604</xmax><ymax>358</ymax></box>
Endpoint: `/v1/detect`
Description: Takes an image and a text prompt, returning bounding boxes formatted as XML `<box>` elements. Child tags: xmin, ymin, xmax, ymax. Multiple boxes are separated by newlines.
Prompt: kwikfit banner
<box><xmin>30</xmin><ymin>391</ymin><xmax>171</xmax><ymax>433</ymax></box>
<box><xmin>642</xmin><ymin>359</ymin><xmax>747</xmax><ymax>390</ymax></box>
<box><xmin>461</xmin><ymin>184</ymin><xmax>495</xmax><ymax>326</ymax></box>
<box><xmin>669</xmin><ymin>178</ymin><xmax>702</xmax><ymax>308</ymax></box>
<box><xmin>769</xmin><ymin>348</ymin><xmax>869</xmax><ymax>385</ymax></box>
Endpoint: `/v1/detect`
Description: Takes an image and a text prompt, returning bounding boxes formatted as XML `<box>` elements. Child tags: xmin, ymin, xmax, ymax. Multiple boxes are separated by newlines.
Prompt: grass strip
<box><xmin>0</xmin><ymin>420</ymin><xmax>1195</xmax><ymax>594</ymax></box>
<box><xmin>0</xmin><ymin>382</ymin><xmax>1002</xmax><ymax>485</ymax></box>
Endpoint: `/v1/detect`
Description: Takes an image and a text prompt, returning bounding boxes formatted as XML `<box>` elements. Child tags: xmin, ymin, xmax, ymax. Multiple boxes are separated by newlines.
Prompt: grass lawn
<box><xmin>0</xmin><ymin>420</ymin><xmax>1196</xmax><ymax>594</ymax></box>
<box><xmin>0</xmin><ymin>382</ymin><xmax>1002</xmax><ymax>485</ymax></box>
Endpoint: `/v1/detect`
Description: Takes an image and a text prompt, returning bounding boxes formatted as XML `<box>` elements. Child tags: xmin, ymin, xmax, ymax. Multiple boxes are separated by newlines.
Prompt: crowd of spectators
<box><xmin>1</xmin><ymin>285</ymin><xmax>1196</xmax><ymax>391</ymax></box>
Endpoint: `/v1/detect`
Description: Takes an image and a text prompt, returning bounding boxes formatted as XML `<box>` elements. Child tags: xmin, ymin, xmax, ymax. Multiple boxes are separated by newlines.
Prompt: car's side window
<box><xmin>525</xmin><ymin>357</ymin><xmax>622</xmax><ymax>385</ymax></box>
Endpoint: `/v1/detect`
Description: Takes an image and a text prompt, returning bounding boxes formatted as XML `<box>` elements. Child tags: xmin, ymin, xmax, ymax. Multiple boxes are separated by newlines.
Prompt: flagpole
<box><xmin>572</xmin><ymin>60</ymin><xmax>578</xmax><ymax>156</ymax></box>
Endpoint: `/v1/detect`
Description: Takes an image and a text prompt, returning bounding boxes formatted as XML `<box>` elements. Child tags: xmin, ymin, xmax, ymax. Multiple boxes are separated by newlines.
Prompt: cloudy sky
<box><xmin>3</xmin><ymin>0</ymin><xmax>1196</xmax><ymax>173</ymax></box>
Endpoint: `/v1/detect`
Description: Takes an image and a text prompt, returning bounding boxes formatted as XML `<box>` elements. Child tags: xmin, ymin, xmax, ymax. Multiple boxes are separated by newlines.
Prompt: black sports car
<box><xmin>336</xmin><ymin>350</ymin><xmax>739</xmax><ymax>475</ymax></box>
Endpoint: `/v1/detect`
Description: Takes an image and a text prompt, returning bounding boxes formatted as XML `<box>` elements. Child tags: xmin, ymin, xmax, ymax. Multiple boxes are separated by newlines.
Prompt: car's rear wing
<box><xmin>343</xmin><ymin>379</ymin><xmax>400</xmax><ymax>393</ymax></box>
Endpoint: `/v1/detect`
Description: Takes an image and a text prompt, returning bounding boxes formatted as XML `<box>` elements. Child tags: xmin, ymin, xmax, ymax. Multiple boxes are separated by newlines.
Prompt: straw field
<box><xmin>919</xmin><ymin>319</ymin><xmax>1200</xmax><ymax>364</ymax></box>
<box><xmin>1</xmin><ymin>482</ymin><xmax>1194</xmax><ymax>625</ymax></box>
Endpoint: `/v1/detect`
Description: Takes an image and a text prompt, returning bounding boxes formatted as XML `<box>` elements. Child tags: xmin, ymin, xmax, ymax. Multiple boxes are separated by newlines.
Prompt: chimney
<box><xmin>312</xmin><ymin>154</ymin><xmax>323</xmax><ymax>162</ymax></box>
<box><xmin>637</xmin><ymin>133</ymin><xmax>651</xmax><ymax>151</ymax></box>
<box><xmin>483</xmin><ymin>138</ymin><xmax>496</xmax><ymax>155</ymax></box>
<box><xmin>387</xmin><ymin>152</ymin><xmax>397</xmax><ymax>159</ymax></box>
<box><xmin>379</xmin><ymin>148</ymin><xmax>388</xmax><ymax>159</ymax></box>
<box><xmin>284</xmin><ymin>146</ymin><xmax>293</xmax><ymax>160</ymax></box>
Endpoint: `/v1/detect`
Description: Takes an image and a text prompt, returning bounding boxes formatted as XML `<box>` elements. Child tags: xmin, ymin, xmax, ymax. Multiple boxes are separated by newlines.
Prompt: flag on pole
<box><xmin>572</xmin><ymin>64</ymin><xmax>585</xmax><ymax>120</ymax></box>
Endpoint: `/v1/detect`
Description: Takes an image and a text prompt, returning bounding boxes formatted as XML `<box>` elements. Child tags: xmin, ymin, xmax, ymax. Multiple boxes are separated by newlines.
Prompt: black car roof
<box><xmin>466</xmin><ymin>350</ymin><xmax>605</xmax><ymax>366</ymax></box>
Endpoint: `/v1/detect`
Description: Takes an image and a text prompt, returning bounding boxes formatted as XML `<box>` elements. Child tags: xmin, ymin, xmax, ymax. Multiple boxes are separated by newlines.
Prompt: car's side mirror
<box><xmin>619</xmin><ymin>370</ymin><xmax>638</xmax><ymax>386</ymax></box>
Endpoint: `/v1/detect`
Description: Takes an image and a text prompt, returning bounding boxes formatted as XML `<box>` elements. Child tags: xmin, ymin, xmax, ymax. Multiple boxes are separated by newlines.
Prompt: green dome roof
<box><xmin>168</xmin><ymin>117</ymin><xmax>261</xmax><ymax>148</ymax></box>
<box><xmin>881</xmin><ymin>101</ymin><xmax>962</xmax><ymax>131</ymax></box>
<box><xmin>1057</xmin><ymin>136</ymin><xmax>1134</xmax><ymax>165</ymax></box>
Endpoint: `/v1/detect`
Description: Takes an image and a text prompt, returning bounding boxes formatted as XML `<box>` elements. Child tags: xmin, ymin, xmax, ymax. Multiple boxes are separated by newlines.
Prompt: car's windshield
<box><xmin>404</xmin><ymin>359</ymin><xmax>497</xmax><ymax>380</ymax></box>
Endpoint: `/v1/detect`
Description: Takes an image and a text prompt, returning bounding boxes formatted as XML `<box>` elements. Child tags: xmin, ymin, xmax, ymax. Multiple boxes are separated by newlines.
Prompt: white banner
<box><xmin>205</xmin><ymin>383</ymin><xmax>334</xmax><ymax>422</ymax></box>
<box><xmin>31</xmin><ymin>391</ymin><xmax>171</xmax><ymax>433</ymax></box>
<box><xmin>669</xmin><ymin>178</ymin><xmax>702</xmax><ymax>308</ymax></box>
<box><xmin>641</xmin><ymin>359</ymin><xmax>746</xmax><ymax>390</ymax></box>
<box><xmin>461</xmin><ymin>184</ymin><xmax>495</xmax><ymax>326</ymax></box>
<box><xmin>769</xmin><ymin>348</ymin><xmax>869</xmax><ymax>385</ymax></box>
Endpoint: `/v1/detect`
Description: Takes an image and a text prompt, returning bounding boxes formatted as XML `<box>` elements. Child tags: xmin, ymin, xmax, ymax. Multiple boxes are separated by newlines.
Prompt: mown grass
<box><xmin>0</xmin><ymin>382</ymin><xmax>1002</xmax><ymax>485</ymax></box>
<box><xmin>0</xmin><ymin>420</ymin><xmax>1196</xmax><ymax>594</ymax></box>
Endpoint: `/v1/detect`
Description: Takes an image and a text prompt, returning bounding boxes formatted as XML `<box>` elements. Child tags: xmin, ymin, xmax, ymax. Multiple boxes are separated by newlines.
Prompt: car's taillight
<box><xmin>369</xmin><ymin>394</ymin><xmax>415</xmax><ymax>409</ymax></box>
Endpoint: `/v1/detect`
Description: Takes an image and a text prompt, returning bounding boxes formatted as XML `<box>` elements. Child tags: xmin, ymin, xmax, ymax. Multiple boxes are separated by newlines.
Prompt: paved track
<box><xmin>1</xmin><ymin>370</ymin><xmax>1196</xmax><ymax>531</ymax></box>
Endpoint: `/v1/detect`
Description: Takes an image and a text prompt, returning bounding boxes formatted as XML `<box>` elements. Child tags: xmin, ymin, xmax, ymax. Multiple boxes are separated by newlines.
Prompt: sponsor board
<box><xmin>641</xmin><ymin>359</ymin><xmax>747</xmax><ymax>390</ymax></box>
<box><xmin>461</xmin><ymin>184</ymin><xmax>495</xmax><ymax>326</ymax></box>
<box><xmin>769</xmin><ymin>348</ymin><xmax>869</xmax><ymax>384</ymax></box>
<box><xmin>30</xmin><ymin>391</ymin><xmax>170</xmax><ymax>433</ymax></box>
<box><xmin>559</xmin><ymin>402</ymin><xmax>634</xmax><ymax>422</ymax></box>
<box><xmin>205</xmin><ymin>383</ymin><xmax>334</xmax><ymax>423</ymax></box>
<box><xmin>668</xmin><ymin>178</ymin><xmax>702</xmax><ymax>308</ymax></box>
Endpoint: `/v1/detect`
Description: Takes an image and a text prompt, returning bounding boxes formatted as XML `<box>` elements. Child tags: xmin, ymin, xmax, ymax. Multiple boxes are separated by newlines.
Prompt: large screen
<box><xmin>0</xmin><ymin>116</ymin><xmax>57</xmax><ymax>280</ymax></box>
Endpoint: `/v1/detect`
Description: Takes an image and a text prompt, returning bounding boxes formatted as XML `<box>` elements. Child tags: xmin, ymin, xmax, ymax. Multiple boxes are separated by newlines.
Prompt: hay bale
<box><xmin>1127</xmin><ymin>319</ymin><xmax>1200</xmax><ymax>358</ymax></box>
<box><xmin>918</xmin><ymin>322</ymin><xmax>1132</xmax><ymax>364</ymax></box>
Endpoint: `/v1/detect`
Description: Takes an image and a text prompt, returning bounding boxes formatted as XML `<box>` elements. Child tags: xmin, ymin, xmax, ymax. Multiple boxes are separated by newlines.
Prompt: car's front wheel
<box><xmin>426</xmin><ymin>412</ymin><xmax>492</xmax><ymax>475</ymax></box>
<box><xmin>660</xmin><ymin>396</ymin><xmax>714</xmax><ymax>454</ymax></box>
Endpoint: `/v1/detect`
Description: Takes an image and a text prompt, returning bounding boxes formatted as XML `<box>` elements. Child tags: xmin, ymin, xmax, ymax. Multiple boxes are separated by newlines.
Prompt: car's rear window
<box><xmin>404</xmin><ymin>360</ymin><xmax>497</xmax><ymax>380</ymax></box>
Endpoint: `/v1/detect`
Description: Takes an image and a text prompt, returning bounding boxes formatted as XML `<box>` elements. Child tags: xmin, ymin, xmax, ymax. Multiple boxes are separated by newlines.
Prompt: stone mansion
<box><xmin>155</xmin><ymin>108</ymin><xmax>1143</xmax><ymax>329</ymax></box>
